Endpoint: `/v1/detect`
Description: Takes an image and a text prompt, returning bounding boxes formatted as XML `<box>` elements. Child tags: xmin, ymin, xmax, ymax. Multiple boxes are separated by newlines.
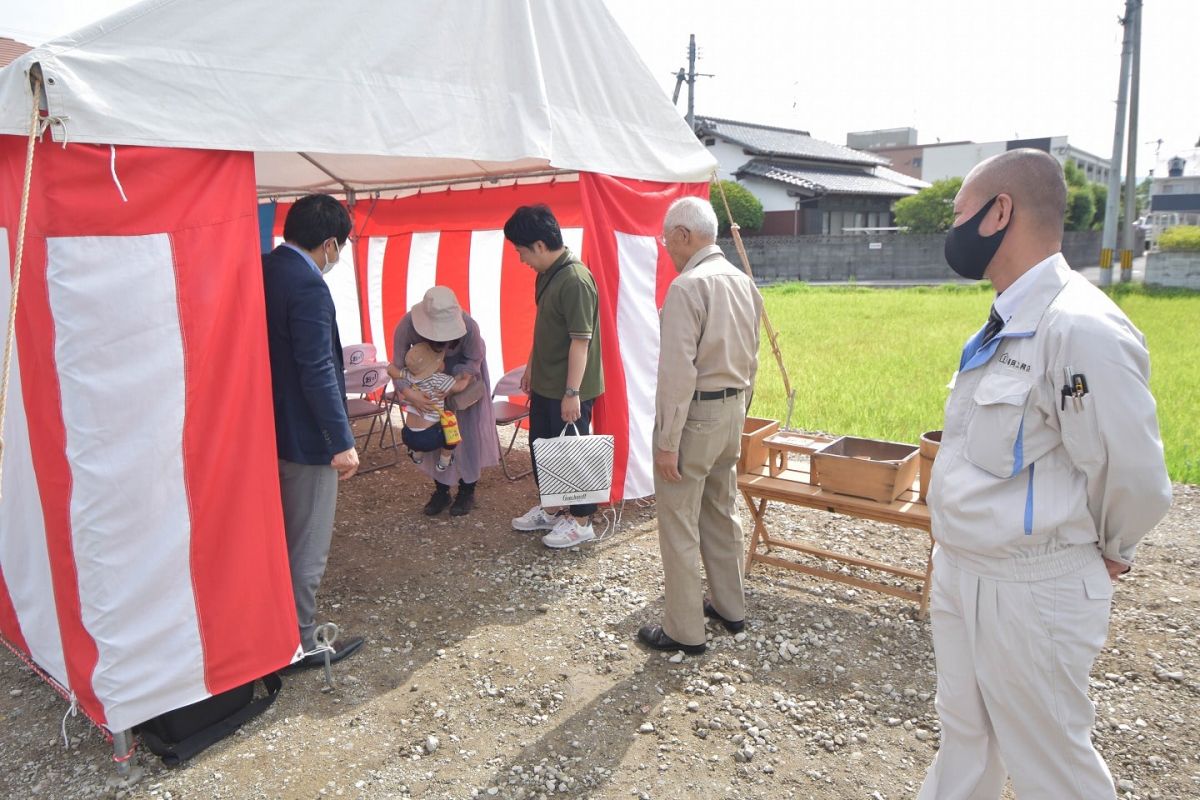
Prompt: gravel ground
<box><xmin>1</xmin><ymin>435</ymin><xmax>1196</xmax><ymax>800</ymax></box>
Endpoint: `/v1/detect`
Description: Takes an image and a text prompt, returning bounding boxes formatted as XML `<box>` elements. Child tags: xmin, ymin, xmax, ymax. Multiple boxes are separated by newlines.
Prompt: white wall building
<box><xmin>1146</xmin><ymin>156</ymin><xmax>1200</xmax><ymax>247</ymax></box>
<box><xmin>853</xmin><ymin>130</ymin><xmax>1111</xmax><ymax>184</ymax></box>
<box><xmin>921</xmin><ymin>141</ymin><xmax>1008</xmax><ymax>182</ymax></box>
<box><xmin>921</xmin><ymin>136</ymin><xmax>1109</xmax><ymax>183</ymax></box>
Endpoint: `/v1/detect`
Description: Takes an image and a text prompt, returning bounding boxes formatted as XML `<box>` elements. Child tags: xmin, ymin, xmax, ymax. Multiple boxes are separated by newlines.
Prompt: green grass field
<box><xmin>750</xmin><ymin>282</ymin><xmax>1200</xmax><ymax>485</ymax></box>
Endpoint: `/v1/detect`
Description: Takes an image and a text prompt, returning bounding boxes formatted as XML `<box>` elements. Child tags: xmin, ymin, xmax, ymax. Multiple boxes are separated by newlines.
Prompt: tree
<box><xmin>1063</xmin><ymin>160</ymin><xmax>1108</xmax><ymax>230</ymax></box>
<box><xmin>1136</xmin><ymin>177</ymin><xmax>1151</xmax><ymax>218</ymax></box>
<box><xmin>711</xmin><ymin>180</ymin><xmax>763</xmax><ymax>235</ymax></box>
<box><xmin>1089</xmin><ymin>183</ymin><xmax>1107</xmax><ymax>229</ymax></box>
<box><xmin>1065</xmin><ymin>185</ymin><xmax>1097</xmax><ymax>232</ymax></box>
<box><xmin>1063</xmin><ymin>159</ymin><xmax>1087</xmax><ymax>188</ymax></box>
<box><xmin>892</xmin><ymin>177</ymin><xmax>962</xmax><ymax>233</ymax></box>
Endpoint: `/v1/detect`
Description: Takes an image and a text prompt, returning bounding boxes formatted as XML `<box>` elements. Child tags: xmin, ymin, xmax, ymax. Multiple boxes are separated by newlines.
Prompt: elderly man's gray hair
<box><xmin>664</xmin><ymin>196</ymin><xmax>718</xmax><ymax>241</ymax></box>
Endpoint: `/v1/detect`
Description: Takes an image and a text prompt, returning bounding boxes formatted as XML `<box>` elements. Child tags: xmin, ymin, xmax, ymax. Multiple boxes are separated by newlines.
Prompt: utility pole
<box><xmin>1100</xmin><ymin>0</ymin><xmax>1137</xmax><ymax>287</ymax></box>
<box><xmin>671</xmin><ymin>35</ymin><xmax>712</xmax><ymax>133</ymax></box>
<box><xmin>1120</xmin><ymin>0</ymin><xmax>1142</xmax><ymax>282</ymax></box>
<box><xmin>685</xmin><ymin>34</ymin><xmax>697</xmax><ymax>132</ymax></box>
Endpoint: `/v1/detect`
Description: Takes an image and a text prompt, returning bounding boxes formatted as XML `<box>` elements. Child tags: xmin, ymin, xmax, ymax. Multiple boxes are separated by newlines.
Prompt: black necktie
<box><xmin>982</xmin><ymin>305</ymin><xmax>1004</xmax><ymax>344</ymax></box>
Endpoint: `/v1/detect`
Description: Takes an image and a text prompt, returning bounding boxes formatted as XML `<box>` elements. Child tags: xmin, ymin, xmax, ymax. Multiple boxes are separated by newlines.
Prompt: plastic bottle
<box><xmin>440</xmin><ymin>409</ymin><xmax>462</xmax><ymax>446</ymax></box>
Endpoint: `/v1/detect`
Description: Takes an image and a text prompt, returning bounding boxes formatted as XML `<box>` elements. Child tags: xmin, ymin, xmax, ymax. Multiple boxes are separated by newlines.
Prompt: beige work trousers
<box><xmin>655</xmin><ymin>393</ymin><xmax>746</xmax><ymax>646</ymax></box>
<box><xmin>918</xmin><ymin>544</ymin><xmax>1117</xmax><ymax>800</ymax></box>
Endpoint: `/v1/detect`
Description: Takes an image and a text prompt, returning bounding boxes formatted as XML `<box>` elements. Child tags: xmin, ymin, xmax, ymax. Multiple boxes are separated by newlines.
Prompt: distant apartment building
<box><xmin>850</xmin><ymin>130</ymin><xmax>1111</xmax><ymax>185</ymax></box>
<box><xmin>696</xmin><ymin>116</ymin><xmax>927</xmax><ymax>235</ymax></box>
<box><xmin>846</xmin><ymin>127</ymin><xmax>919</xmax><ymax>150</ymax></box>
<box><xmin>1147</xmin><ymin>155</ymin><xmax>1200</xmax><ymax>245</ymax></box>
<box><xmin>1150</xmin><ymin>156</ymin><xmax>1200</xmax><ymax>211</ymax></box>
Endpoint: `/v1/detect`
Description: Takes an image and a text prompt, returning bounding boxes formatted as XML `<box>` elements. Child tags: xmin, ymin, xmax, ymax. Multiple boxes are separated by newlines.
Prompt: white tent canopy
<box><xmin>0</xmin><ymin>0</ymin><xmax>715</xmax><ymax>191</ymax></box>
<box><xmin>0</xmin><ymin>0</ymin><xmax>716</xmax><ymax>755</ymax></box>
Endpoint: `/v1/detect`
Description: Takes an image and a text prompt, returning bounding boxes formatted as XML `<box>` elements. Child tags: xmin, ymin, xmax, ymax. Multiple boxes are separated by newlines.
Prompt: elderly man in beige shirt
<box><xmin>638</xmin><ymin>196</ymin><xmax>764</xmax><ymax>656</ymax></box>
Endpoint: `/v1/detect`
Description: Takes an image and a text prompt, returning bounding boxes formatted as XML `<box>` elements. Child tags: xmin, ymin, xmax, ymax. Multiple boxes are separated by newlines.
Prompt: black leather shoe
<box><xmin>424</xmin><ymin>489</ymin><xmax>452</xmax><ymax>516</ymax></box>
<box><xmin>703</xmin><ymin>598</ymin><xmax>745</xmax><ymax>634</ymax></box>
<box><xmin>637</xmin><ymin>623</ymin><xmax>706</xmax><ymax>655</ymax></box>
<box><xmin>284</xmin><ymin>636</ymin><xmax>365</xmax><ymax>673</ymax></box>
<box><xmin>449</xmin><ymin>488</ymin><xmax>475</xmax><ymax>516</ymax></box>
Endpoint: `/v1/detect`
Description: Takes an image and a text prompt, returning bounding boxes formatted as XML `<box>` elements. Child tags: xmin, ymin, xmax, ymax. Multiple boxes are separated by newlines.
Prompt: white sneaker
<box><xmin>541</xmin><ymin>516</ymin><xmax>595</xmax><ymax>549</ymax></box>
<box><xmin>512</xmin><ymin>504</ymin><xmax>558</xmax><ymax>531</ymax></box>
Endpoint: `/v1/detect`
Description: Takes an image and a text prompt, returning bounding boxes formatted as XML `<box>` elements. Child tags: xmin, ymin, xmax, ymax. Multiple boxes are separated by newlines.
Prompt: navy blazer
<box><xmin>262</xmin><ymin>245</ymin><xmax>354</xmax><ymax>464</ymax></box>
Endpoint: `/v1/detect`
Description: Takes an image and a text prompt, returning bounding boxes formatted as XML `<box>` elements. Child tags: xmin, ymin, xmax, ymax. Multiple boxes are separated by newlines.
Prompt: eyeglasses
<box><xmin>659</xmin><ymin>225</ymin><xmax>689</xmax><ymax>247</ymax></box>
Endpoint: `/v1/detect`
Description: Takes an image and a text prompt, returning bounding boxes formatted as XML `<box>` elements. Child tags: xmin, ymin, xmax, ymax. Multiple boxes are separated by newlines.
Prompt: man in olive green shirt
<box><xmin>503</xmin><ymin>204</ymin><xmax>604</xmax><ymax>548</ymax></box>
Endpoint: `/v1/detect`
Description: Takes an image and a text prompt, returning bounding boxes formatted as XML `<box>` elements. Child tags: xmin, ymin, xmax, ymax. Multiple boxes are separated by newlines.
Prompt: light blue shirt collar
<box><xmin>283</xmin><ymin>242</ymin><xmax>322</xmax><ymax>276</ymax></box>
<box><xmin>993</xmin><ymin>252</ymin><xmax>1062</xmax><ymax>325</ymax></box>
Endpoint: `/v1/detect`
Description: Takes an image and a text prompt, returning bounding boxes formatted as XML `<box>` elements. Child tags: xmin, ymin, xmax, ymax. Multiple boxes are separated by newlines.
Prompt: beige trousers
<box><xmin>918</xmin><ymin>545</ymin><xmax>1117</xmax><ymax>800</ymax></box>
<box><xmin>655</xmin><ymin>394</ymin><xmax>746</xmax><ymax>646</ymax></box>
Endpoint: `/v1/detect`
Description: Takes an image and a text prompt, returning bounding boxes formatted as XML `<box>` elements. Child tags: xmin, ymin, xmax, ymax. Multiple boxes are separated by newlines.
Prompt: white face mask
<box><xmin>320</xmin><ymin>238</ymin><xmax>341</xmax><ymax>275</ymax></box>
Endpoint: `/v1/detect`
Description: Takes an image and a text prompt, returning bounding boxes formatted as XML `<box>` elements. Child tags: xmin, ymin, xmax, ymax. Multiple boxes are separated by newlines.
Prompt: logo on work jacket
<box><xmin>998</xmin><ymin>351</ymin><xmax>1032</xmax><ymax>373</ymax></box>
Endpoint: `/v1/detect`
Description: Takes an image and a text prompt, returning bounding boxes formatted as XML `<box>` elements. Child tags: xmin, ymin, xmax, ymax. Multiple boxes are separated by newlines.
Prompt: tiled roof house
<box><xmin>696</xmin><ymin>116</ymin><xmax>928</xmax><ymax>235</ymax></box>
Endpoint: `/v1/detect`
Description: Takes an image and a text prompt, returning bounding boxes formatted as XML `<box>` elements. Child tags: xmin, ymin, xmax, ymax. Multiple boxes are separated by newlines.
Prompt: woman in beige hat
<box><xmin>390</xmin><ymin>286</ymin><xmax>500</xmax><ymax>515</ymax></box>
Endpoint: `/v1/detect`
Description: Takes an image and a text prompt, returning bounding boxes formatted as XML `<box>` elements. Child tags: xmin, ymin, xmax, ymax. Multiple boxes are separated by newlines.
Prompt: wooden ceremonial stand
<box><xmin>715</xmin><ymin>200</ymin><xmax>935</xmax><ymax>615</ymax></box>
<box><xmin>737</xmin><ymin>430</ymin><xmax>934</xmax><ymax>616</ymax></box>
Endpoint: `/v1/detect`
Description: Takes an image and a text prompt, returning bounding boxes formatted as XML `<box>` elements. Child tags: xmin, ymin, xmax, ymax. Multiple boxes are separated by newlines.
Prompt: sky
<box><xmin>2</xmin><ymin>0</ymin><xmax>1197</xmax><ymax>179</ymax></box>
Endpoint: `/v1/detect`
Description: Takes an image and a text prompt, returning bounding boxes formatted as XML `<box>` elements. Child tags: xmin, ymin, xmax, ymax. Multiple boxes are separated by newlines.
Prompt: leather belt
<box><xmin>693</xmin><ymin>387</ymin><xmax>742</xmax><ymax>401</ymax></box>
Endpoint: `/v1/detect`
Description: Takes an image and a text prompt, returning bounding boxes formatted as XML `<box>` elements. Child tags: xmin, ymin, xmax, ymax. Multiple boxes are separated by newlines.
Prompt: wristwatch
<box><xmin>564</xmin><ymin>387</ymin><xmax>581</xmax><ymax>398</ymax></box>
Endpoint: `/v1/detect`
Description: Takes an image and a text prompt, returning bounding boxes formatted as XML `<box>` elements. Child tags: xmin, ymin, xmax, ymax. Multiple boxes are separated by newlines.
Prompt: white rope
<box><xmin>302</xmin><ymin>622</ymin><xmax>339</xmax><ymax>660</ymax></box>
<box><xmin>60</xmin><ymin>692</ymin><xmax>78</xmax><ymax>748</ymax></box>
<box><xmin>306</xmin><ymin>622</ymin><xmax>340</xmax><ymax>692</ymax></box>
<box><xmin>593</xmin><ymin>500</ymin><xmax>627</xmax><ymax>543</ymax></box>
<box><xmin>0</xmin><ymin>74</ymin><xmax>41</xmax><ymax>502</ymax></box>
<box><xmin>37</xmin><ymin>114</ymin><xmax>69</xmax><ymax>146</ymax></box>
<box><xmin>109</xmin><ymin>145</ymin><xmax>128</xmax><ymax>203</ymax></box>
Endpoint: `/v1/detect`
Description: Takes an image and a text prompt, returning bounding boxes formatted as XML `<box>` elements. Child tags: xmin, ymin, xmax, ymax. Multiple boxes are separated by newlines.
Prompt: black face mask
<box><xmin>944</xmin><ymin>196</ymin><xmax>1009</xmax><ymax>281</ymax></box>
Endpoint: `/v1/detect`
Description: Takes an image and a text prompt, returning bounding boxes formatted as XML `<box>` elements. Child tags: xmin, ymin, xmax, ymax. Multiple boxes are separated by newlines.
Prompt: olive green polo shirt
<box><xmin>529</xmin><ymin>249</ymin><xmax>604</xmax><ymax>401</ymax></box>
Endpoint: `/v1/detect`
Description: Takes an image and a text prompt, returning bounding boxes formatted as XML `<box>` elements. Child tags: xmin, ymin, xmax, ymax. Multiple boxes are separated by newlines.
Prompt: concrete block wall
<box><xmin>721</xmin><ymin>231</ymin><xmax>1109</xmax><ymax>284</ymax></box>
<box><xmin>1146</xmin><ymin>252</ymin><xmax>1200</xmax><ymax>289</ymax></box>
<box><xmin>1061</xmin><ymin>231</ymin><xmax>1101</xmax><ymax>268</ymax></box>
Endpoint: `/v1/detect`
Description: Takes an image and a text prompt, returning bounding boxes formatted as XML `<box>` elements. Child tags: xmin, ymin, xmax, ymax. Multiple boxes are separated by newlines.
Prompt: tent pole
<box><xmin>297</xmin><ymin>152</ymin><xmax>353</xmax><ymax>196</ymax></box>
<box><xmin>112</xmin><ymin>729</ymin><xmax>134</xmax><ymax>776</ymax></box>
<box><xmin>712</xmin><ymin>179</ymin><xmax>796</xmax><ymax>429</ymax></box>
<box><xmin>256</xmin><ymin>169</ymin><xmax>576</xmax><ymax>201</ymax></box>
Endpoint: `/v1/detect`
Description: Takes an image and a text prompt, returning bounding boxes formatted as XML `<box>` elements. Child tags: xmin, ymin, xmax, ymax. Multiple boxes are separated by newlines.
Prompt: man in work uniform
<box><xmin>919</xmin><ymin>148</ymin><xmax>1171</xmax><ymax>798</ymax></box>
<box><xmin>638</xmin><ymin>196</ymin><xmax>763</xmax><ymax>656</ymax></box>
<box><xmin>503</xmin><ymin>204</ymin><xmax>604</xmax><ymax>549</ymax></box>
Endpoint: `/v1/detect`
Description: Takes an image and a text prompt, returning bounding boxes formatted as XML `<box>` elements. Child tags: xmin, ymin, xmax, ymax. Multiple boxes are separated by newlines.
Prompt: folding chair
<box><xmin>492</xmin><ymin>364</ymin><xmax>532</xmax><ymax>480</ymax></box>
<box><xmin>342</xmin><ymin>342</ymin><xmax>380</xmax><ymax>369</ymax></box>
<box><xmin>344</xmin><ymin>363</ymin><xmax>398</xmax><ymax>472</ymax></box>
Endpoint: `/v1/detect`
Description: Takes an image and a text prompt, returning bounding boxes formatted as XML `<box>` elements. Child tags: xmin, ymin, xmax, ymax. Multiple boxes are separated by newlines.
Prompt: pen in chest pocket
<box><xmin>1060</xmin><ymin>366</ymin><xmax>1089</xmax><ymax>411</ymax></box>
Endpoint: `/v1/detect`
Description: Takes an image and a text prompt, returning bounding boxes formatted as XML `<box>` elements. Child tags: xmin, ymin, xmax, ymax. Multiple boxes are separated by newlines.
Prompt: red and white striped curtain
<box><xmin>0</xmin><ymin>138</ymin><xmax>300</xmax><ymax>732</ymax></box>
<box><xmin>326</xmin><ymin>174</ymin><xmax>708</xmax><ymax>501</ymax></box>
<box><xmin>0</xmin><ymin>137</ymin><xmax>706</xmax><ymax>732</ymax></box>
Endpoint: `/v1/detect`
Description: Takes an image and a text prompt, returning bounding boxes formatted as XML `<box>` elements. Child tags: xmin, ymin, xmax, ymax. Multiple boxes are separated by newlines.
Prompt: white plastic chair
<box><xmin>344</xmin><ymin>362</ymin><xmax>398</xmax><ymax>472</ymax></box>
<box><xmin>492</xmin><ymin>364</ymin><xmax>532</xmax><ymax>480</ymax></box>
<box><xmin>342</xmin><ymin>342</ymin><xmax>379</xmax><ymax>369</ymax></box>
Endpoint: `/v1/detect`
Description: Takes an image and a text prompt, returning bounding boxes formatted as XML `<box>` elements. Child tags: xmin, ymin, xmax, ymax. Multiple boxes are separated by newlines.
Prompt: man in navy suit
<box><xmin>263</xmin><ymin>194</ymin><xmax>364</xmax><ymax>669</ymax></box>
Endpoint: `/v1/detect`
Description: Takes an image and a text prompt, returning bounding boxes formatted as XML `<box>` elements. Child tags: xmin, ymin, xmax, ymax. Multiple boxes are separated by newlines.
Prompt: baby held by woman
<box><xmin>387</xmin><ymin>342</ymin><xmax>460</xmax><ymax>471</ymax></box>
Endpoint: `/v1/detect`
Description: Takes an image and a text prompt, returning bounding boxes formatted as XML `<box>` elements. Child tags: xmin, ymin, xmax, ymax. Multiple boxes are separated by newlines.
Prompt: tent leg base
<box><xmin>112</xmin><ymin>729</ymin><xmax>134</xmax><ymax>775</ymax></box>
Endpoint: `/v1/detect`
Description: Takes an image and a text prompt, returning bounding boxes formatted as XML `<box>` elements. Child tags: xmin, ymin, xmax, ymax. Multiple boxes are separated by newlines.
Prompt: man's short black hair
<box><xmin>283</xmin><ymin>194</ymin><xmax>352</xmax><ymax>250</ymax></box>
<box><xmin>503</xmin><ymin>204</ymin><xmax>564</xmax><ymax>250</ymax></box>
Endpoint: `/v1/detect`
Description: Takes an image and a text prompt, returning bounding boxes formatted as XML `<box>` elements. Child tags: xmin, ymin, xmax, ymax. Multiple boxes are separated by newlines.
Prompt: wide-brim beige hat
<box><xmin>411</xmin><ymin>286</ymin><xmax>467</xmax><ymax>342</ymax></box>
